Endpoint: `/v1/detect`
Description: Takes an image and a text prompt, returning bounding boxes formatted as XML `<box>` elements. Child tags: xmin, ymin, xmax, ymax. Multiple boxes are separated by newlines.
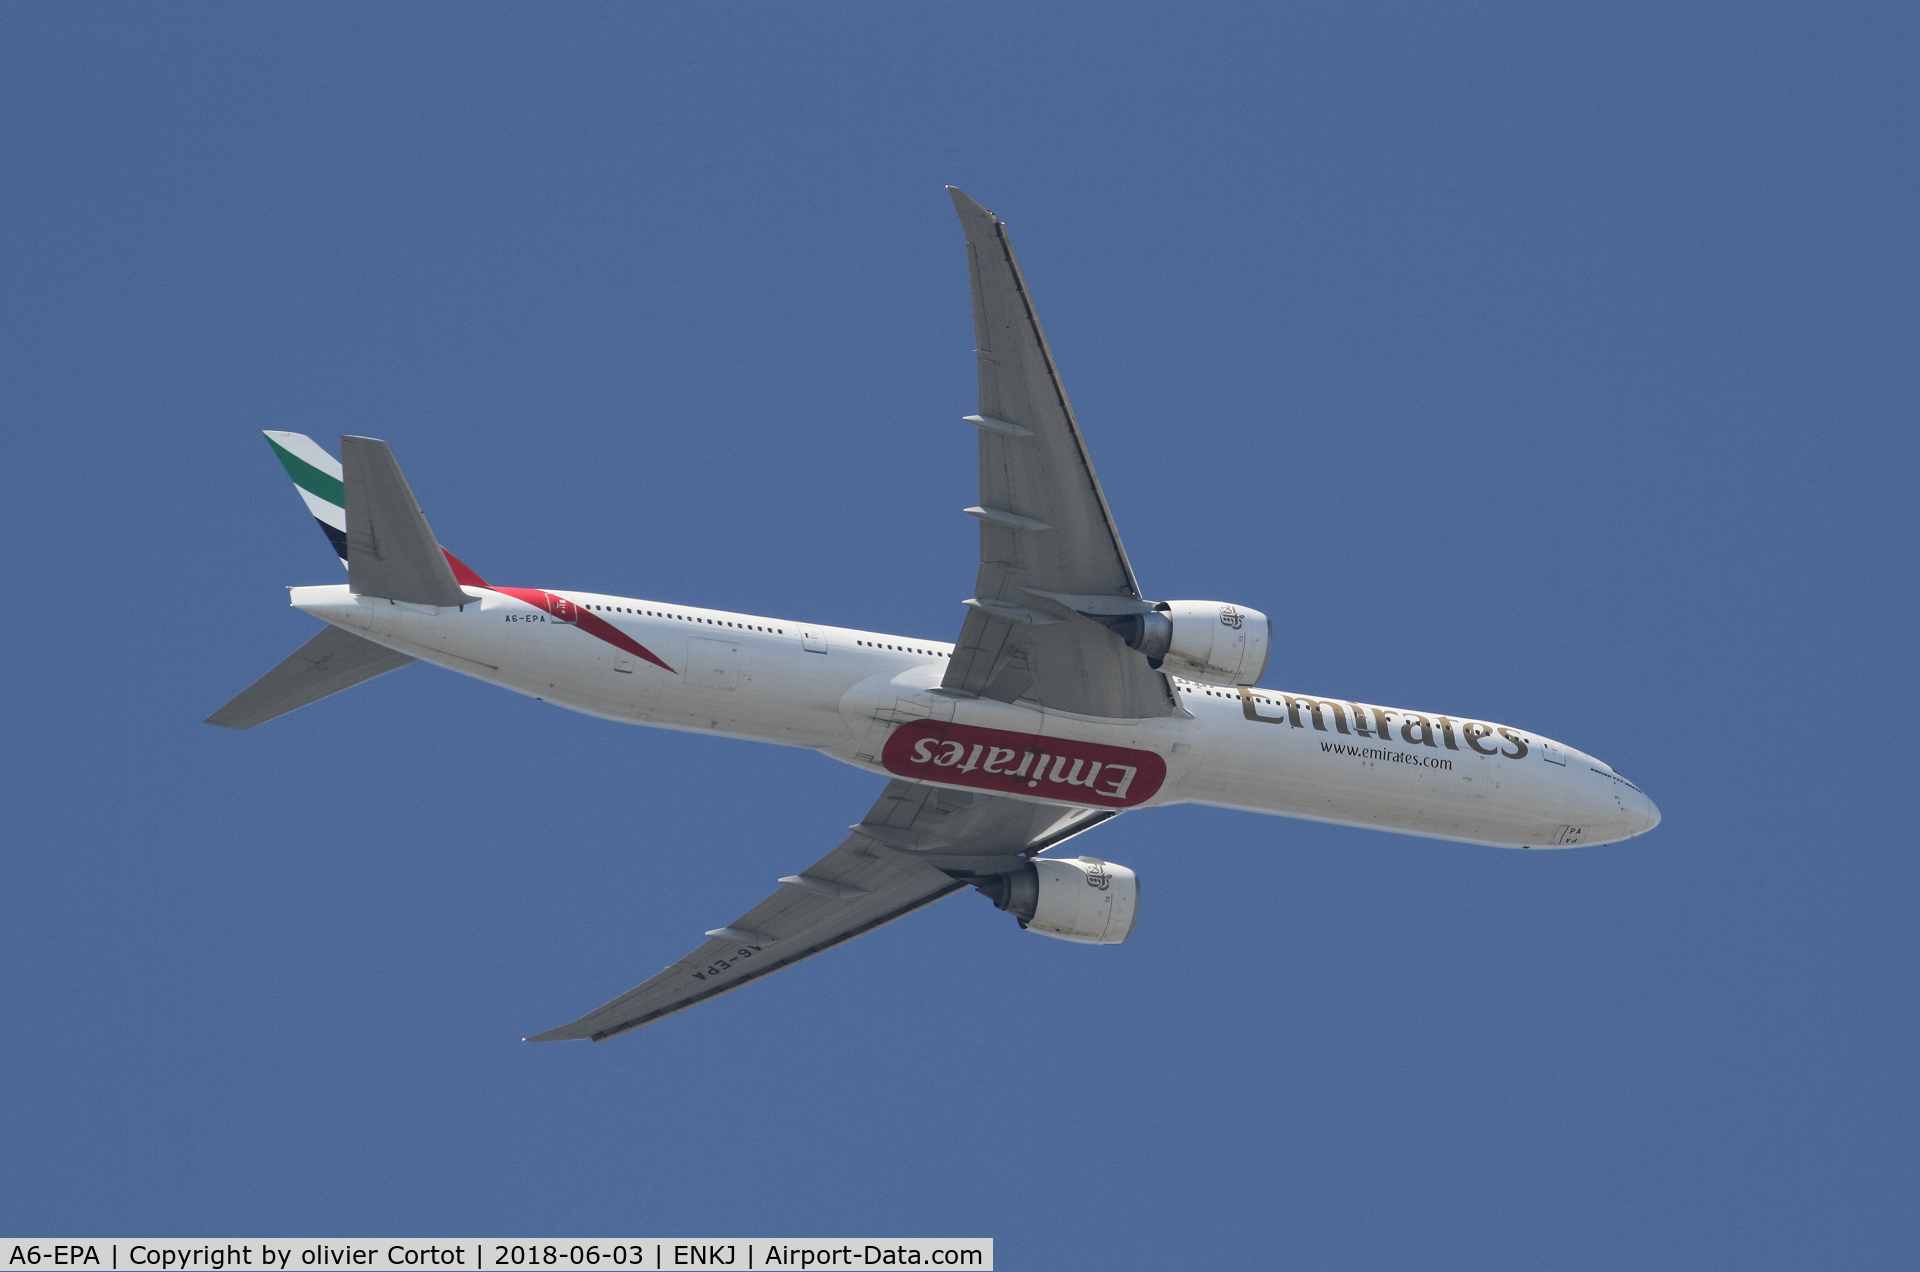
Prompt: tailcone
<box><xmin>289</xmin><ymin>583</ymin><xmax>360</xmax><ymax>622</ymax></box>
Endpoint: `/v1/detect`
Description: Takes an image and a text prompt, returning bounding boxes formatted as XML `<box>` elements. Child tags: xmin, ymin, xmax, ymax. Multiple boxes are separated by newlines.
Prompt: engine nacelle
<box><xmin>1115</xmin><ymin>600</ymin><xmax>1270</xmax><ymax>686</ymax></box>
<box><xmin>976</xmin><ymin>856</ymin><xmax>1139</xmax><ymax>944</ymax></box>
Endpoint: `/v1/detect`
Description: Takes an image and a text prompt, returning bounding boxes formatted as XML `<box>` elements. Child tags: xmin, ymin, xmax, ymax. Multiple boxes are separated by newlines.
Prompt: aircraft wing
<box><xmin>531</xmin><ymin>779</ymin><xmax>1114</xmax><ymax>1041</ymax></box>
<box><xmin>943</xmin><ymin>188</ymin><xmax>1179</xmax><ymax>720</ymax></box>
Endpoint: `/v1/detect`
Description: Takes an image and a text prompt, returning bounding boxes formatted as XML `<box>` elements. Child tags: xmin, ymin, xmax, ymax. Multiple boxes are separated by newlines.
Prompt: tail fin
<box><xmin>262</xmin><ymin>431</ymin><xmax>489</xmax><ymax>588</ymax></box>
<box><xmin>265</xmin><ymin>431</ymin><xmax>349</xmax><ymax>567</ymax></box>
<box><xmin>341</xmin><ymin>435</ymin><xmax>470</xmax><ymax>606</ymax></box>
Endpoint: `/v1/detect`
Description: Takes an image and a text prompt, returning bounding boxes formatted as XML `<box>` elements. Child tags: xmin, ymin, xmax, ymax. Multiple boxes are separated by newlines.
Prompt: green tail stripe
<box><xmin>268</xmin><ymin>437</ymin><xmax>344</xmax><ymax>508</ymax></box>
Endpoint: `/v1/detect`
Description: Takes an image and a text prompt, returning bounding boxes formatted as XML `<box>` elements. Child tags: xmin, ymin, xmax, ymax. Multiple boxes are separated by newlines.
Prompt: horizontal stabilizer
<box><xmin>206</xmin><ymin>626</ymin><xmax>416</xmax><ymax>729</ymax></box>
<box><xmin>343</xmin><ymin>436</ymin><xmax>470</xmax><ymax>607</ymax></box>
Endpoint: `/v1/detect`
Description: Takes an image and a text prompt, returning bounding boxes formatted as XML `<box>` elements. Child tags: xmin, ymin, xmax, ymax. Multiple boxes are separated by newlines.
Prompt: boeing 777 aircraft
<box><xmin>210</xmin><ymin>188</ymin><xmax>1660</xmax><ymax>1042</ymax></box>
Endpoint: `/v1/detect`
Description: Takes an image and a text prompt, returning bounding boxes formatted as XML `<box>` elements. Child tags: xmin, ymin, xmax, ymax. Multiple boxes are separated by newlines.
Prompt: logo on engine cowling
<box><xmin>880</xmin><ymin>721</ymin><xmax>1168</xmax><ymax>809</ymax></box>
<box><xmin>1220</xmin><ymin>605</ymin><xmax>1243</xmax><ymax>629</ymax></box>
<box><xmin>1084</xmin><ymin>862</ymin><xmax>1111</xmax><ymax>890</ymax></box>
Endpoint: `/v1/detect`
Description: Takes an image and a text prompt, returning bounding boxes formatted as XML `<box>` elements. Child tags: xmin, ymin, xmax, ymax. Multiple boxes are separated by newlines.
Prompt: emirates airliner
<box><xmin>210</xmin><ymin>188</ymin><xmax>1660</xmax><ymax>1042</ymax></box>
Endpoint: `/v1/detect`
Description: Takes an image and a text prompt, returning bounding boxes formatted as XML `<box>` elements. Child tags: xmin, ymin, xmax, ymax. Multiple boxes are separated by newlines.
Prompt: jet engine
<box><xmin>976</xmin><ymin>856</ymin><xmax>1139</xmax><ymax>944</ymax></box>
<box><xmin>1106</xmin><ymin>600</ymin><xmax>1271</xmax><ymax>686</ymax></box>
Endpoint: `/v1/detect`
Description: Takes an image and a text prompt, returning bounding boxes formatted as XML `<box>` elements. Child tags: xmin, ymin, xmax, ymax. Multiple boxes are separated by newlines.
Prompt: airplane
<box><xmin>208</xmin><ymin>187</ymin><xmax>1660</xmax><ymax>1043</ymax></box>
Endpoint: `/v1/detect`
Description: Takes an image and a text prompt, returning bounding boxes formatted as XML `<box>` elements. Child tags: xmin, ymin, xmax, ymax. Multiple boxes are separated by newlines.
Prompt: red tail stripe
<box><xmin>488</xmin><ymin>587</ymin><xmax>676</xmax><ymax>674</ymax></box>
<box><xmin>430</xmin><ymin>547</ymin><xmax>674</xmax><ymax>675</ymax></box>
<box><xmin>442</xmin><ymin>549</ymin><xmax>489</xmax><ymax>588</ymax></box>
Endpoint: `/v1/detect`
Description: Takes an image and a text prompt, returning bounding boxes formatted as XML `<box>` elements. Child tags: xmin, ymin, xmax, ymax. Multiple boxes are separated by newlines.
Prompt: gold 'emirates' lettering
<box><xmin>1241</xmin><ymin>689</ymin><xmax>1530</xmax><ymax>760</ymax></box>
<box><xmin>1280</xmin><ymin>694</ymin><xmax>1352</xmax><ymax>734</ymax></box>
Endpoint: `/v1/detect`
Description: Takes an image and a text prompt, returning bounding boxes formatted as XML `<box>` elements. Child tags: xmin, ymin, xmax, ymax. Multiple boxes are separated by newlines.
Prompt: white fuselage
<box><xmin>293</xmin><ymin>583</ymin><xmax>1660</xmax><ymax>849</ymax></box>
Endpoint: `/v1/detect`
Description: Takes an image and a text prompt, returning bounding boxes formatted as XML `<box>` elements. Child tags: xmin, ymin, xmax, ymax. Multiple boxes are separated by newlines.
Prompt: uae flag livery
<box><xmin>881</xmin><ymin>720</ymin><xmax>1167</xmax><ymax>809</ymax></box>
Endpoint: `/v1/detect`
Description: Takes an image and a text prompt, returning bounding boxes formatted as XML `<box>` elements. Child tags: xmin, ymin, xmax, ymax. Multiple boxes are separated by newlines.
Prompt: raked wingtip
<box><xmin>947</xmin><ymin>186</ymin><xmax>994</xmax><ymax>220</ymax></box>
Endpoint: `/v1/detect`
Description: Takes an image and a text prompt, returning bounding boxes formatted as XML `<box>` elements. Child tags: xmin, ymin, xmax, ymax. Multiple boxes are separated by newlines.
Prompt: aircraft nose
<box><xmin>1628</xmin><ymin>786</ymin><xmax>1661</xmax><ymax>836</ymax></box>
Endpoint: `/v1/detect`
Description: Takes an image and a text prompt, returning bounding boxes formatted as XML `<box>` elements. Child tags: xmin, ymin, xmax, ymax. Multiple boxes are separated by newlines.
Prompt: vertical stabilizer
<box><xmin>341</xmin><ymin>436</ymin><xmax>472</xmax><ymax>607</ymax></box>
<box><xmin>260</xmin><ymin>431</ymin><xmax>488</xmax><ymax>592</ymax></box>
<box><xmin>265</xmin><ymin>431</ymin><xmax>349</xmax><ymax>566</ymax></box>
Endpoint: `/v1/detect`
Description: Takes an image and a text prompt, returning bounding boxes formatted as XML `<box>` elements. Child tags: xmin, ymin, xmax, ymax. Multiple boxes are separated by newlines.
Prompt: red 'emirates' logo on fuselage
<box><xmin>880</xmin><ymin>720</ymin><xmax>1168</xmax><ymax>809</ymax></box>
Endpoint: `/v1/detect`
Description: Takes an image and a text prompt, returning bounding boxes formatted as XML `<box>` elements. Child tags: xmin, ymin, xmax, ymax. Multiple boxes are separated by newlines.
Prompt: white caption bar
<box><xmin>0</xmin><ymin>1243</ymin><xmax>991</xmax><ymax>1272</ymax></box>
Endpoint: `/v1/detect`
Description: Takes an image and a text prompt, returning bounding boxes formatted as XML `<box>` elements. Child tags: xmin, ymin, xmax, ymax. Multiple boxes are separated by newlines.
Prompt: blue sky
<box><xmin>3</xmin><ymin>3</ymin><xmax>1914</xmax><ymax>1267</ymax></box>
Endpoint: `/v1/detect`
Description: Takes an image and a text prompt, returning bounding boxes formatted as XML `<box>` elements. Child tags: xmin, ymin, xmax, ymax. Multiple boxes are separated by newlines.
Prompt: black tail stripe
<box><xmin>317</xmin><ymin>518</ymin><xmax>348</xmax><ymax>561</ymax></box>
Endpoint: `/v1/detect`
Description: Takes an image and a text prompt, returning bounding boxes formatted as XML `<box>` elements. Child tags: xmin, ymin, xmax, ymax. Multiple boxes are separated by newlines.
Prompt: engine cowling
<box><xmin>976</xmin><ymin>856</ymin><xmax>1139</xmax><ymax>944</ymax></box>
<box><xmin>1115</xmin><ymin>600</ymin><xmax>1270</xmax><ymax>686</ymax></box>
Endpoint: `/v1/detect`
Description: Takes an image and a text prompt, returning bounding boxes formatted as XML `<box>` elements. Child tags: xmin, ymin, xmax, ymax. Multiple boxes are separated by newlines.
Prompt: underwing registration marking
<box><xmin>689</xmin><ymin>947</ymin><xmax>763</xmax><ymax>981</ymax></box>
